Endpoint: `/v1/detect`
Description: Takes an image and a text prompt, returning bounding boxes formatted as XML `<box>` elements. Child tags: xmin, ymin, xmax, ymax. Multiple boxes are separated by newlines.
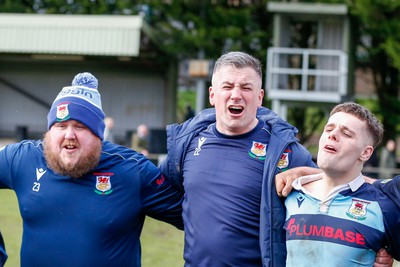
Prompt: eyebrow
<box><xmin>325</xmin><ymin>123</ymin><xmax>356</xmax><ymax>136</ymax></box>
<box><xmin>221</xmin><ymin>81</ymin><xmax>254</xmax><ymax>87</ymax></box>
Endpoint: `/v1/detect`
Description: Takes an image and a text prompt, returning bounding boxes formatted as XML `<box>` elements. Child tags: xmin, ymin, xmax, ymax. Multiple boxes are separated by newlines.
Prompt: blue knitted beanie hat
<box><xmin>47</xmin><ymin>72</ymin><xmax>105</xmax><ymax>140</ymax></box>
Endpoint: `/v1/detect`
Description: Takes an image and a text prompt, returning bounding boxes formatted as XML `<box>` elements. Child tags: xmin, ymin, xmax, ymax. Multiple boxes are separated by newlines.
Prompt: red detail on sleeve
<box><xmin>156</xmin><ymin>175</ymin><xmax>165</xmax><ymax>186</ymax></box>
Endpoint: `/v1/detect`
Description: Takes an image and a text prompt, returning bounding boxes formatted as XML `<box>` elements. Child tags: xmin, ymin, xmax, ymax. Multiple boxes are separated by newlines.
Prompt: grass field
<box><xmin>0</xmin><ymin>190</ymin><xmax>184</xmax><ymax>267</ymax></box>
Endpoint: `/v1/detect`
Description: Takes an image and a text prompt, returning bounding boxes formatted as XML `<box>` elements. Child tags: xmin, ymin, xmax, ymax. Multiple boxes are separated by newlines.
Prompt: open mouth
<box><xmin>64</xmin><ymin>143</ymin><xmax>77</xmax><ymax>150</ymax></box>
<box><xmin>324</xmin><ymin>145</ymin><xmax>336</xmax><ymax>152</ymax></box>
<box><xmin>228</xmin><ymin>105</ymin><xmax>243</xmax><ymax>115</ymax></box>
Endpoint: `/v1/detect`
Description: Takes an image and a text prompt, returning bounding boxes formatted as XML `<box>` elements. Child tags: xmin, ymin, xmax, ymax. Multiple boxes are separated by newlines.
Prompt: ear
<box><xmin>258</xmin><ymin>89</ymin><xmax>265</xmax><ymax>106</ymax></box>
<box><xmin>209</xmin><ymin>86</ymin><xmax>215</xmax><ymax>106</ymax></box>
<box><xmin>359</xmin><ymin>146</ymin><xmax>374</xmax><ymax>162</ymax></box>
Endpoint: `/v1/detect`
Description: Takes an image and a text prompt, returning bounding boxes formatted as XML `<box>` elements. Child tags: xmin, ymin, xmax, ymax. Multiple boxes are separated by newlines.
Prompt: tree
<box><xmin>143</xmin><ymin>0</ymin><xmax>270</xmax><ymax>61</ymax></box>
<box><xmin>349</xmin><ymin>0</ymin><xmax>400</xmax><ymax>142</ymax></box>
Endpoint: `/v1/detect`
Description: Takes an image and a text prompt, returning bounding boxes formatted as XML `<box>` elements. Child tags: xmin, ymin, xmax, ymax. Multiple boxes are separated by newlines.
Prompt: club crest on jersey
<box><xmin>277</xmin><ymin>152</ymin><xmax>289</xmax><ymax>169</ymax></box>
<box><xmin>56</xmin><ymin>103</ymin><xmax>70</xmax><ymax>121</ymax></box>
<box><xmin>346</xmin><ymin>199</ymin><xmax>368</xmax><ymax>220</ymax></box>
<box><xmin>94</xmin><ymin>172</ymin><xmax>113</xmax><ymax>195</ymax></box>
<box><xmin>248</xmin><ymin>141</ymin><xmax>267</xmax><ymax>160</ymax></box>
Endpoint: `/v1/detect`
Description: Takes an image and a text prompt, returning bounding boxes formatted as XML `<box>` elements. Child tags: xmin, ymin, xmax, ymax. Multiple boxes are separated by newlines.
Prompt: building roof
<box><xmin>0</xmin><ymin>13</ymin><xmax>143</xmax><ymax>56</ymax></box>
<box><xmin>268</xmin><ymin>2</ymin><xmax>348</xmax><ymax>15</ymax></box>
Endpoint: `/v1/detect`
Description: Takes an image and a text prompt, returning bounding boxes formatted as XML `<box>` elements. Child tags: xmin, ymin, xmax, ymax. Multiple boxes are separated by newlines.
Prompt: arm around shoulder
<box><xmin>371</xmin><ymin>175</ymin><xmax>400</xmax><ymax>208</ymax></box>
<box><xmin>276</xmin><ymin>166</ymin><xmax>322</xmax><ymax>197</ymax></box>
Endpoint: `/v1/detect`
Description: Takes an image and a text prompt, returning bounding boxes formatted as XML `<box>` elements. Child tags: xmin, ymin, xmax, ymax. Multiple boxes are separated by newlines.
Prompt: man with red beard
<box><xmin>284</xmin><ymin>102</ymin><xmax>400</xmax><ymax>266</ymax></box>
<box><xmin>0</xmin><ymin>72</ymin><xmax>183</xmax><ymax>267</ymax></box>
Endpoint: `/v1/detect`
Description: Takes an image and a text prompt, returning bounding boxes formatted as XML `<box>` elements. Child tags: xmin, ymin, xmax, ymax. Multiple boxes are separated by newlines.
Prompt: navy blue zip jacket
<box><xmin>160</xmin><ymin>107</ymin><xmax>316</xmax><ymax>267</ymax></box>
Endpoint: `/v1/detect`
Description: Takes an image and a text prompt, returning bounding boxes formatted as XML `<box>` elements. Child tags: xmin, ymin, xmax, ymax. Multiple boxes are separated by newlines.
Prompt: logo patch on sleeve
<box><xmin>277</xmin><ymin>152</ymin><xmax>289</xmax><ymax>169</ymax></box>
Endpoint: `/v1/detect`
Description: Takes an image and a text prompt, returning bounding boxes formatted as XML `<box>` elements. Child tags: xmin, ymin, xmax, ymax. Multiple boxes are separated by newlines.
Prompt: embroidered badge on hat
<box><xmin>56</xmin><ymin>103</ymin><xmax>70</xmax><ymax>121</ymax></box>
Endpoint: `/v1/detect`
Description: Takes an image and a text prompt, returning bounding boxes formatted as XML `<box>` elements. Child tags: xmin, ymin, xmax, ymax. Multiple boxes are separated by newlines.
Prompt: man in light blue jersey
<box><xmin>284</xmin><ymin>102</ymin><xmax>400</xmax><ymax>266</ymax></box>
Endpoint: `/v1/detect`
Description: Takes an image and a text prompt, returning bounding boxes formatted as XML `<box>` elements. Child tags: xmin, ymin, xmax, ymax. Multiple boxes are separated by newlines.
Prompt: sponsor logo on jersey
<box><xmin>296</xmin><ymin>193</ymin><xmax>305</xmax><ymax>208</ymax></box>
<box><xmin>36</xmin><ymin>168</ymin><xmax>47</xmax><ymax>181</ymax></box>
<box><xmin>32</xmin><ymin>167</ymin><xmax>47</xmax><ymax>192</ymax></box>
<box><xmin>94</xmin><ymin>172</ymin><xmax>113</xmax><ymax>195</ymax></box>
<box><xmin>346</xmin><ymin>199</ymin><xmax>369</xmax><ymax>220</ymax></box>
<box><xmin>248</xmin><ymin>141</ymin><xmax>267</xmax><ymax>160</ymax></box>
<box><xmin>59</xmin><ymin>87</ymin><xmax>94</xmax><ymax>99</ymax></box>
<box><xmin>56</xmin><ymin>103</ymin><xmax>70</xmax><ymax>121</ymax></box>
<box><xmin>194</xmin><ymin>137</ymin><xmax>207</xmax><ymax>156</ymax></box>
<box><xmin>285</xmin><ymin>217</ymin><xmax>366</xmax><ymax>246</ymax></box>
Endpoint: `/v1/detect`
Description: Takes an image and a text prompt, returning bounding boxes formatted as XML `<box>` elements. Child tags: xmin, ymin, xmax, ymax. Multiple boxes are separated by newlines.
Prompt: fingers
<box><xmin>281</xmin><ymin>182</ymin><xmax>293</xmax><ymax>198</ymax></box>
<box><xmin>276</xmin><ymin>181</ymin><xmax>284</xmax><ymax>197</ymax></box>
<box><xmin>275</xmin><ymin>171</ymin><xmax>295</xmax><ymax>198</ymax></box>
<box><xmin>373</xmin><ymin>263</ymin><xmax>393</xmax><ymax>267</ymax></box>
<box><xmin>275</xmin><ymin>172</ymin><xmax>287</xmax><ymax>197</ymax></box>
<box><xmin>373</xmin><ymin>249</ymin><xmax>393</xmax><ymax>267</ymax></box>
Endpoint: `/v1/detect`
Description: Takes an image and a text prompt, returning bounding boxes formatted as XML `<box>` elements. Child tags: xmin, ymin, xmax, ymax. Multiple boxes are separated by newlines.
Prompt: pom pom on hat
<box><xmin>47</xmin><ymin>72</ymin><xmax>105</xmax><ymax>140</ymax></box>
<box><xmin>72</xmin><ymin>72</ymin><xmax>99</xmax><ymax>89</ymax></box>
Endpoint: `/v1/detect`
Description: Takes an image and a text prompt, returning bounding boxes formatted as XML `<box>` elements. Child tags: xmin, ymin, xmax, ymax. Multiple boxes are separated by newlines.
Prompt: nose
<box><xmin>328</xmin><ymin>129</ymin><xmax>338</xmax><ymax>140</ymax></box>
<box><xmin>64</xmin><ymin>126</ymin><xmax>76</xmax><ymax>140</ymax></box>
<box><xmin>230</xmin><ymin>88</ymin><xmax>242</xmax><ymax>100</ymax></box>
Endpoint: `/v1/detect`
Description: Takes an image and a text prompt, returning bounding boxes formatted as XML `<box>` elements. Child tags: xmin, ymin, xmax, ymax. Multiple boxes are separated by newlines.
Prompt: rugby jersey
<box><xmin>285</xmin><ymin>174</ymin><xmax>400</xmax><ymax>266</ymax></box>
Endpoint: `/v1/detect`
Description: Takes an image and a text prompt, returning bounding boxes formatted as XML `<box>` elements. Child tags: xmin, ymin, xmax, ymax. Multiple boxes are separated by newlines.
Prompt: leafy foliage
<box><xmin>349</xmin><ymin>0</ymin><xmax>400</xmax><ymax>140</ymax></box>
<box><xmin>144</xmin><ymin>0</ymin><xmax>270</xmax><ymax>62</ymax></box>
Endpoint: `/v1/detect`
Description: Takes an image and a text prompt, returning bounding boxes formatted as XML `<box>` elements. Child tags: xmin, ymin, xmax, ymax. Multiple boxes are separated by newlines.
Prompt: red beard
<box><xmin>43</xmin><ymin>132</ymin><xmax>102</xmax><ymax>178</ymax></box>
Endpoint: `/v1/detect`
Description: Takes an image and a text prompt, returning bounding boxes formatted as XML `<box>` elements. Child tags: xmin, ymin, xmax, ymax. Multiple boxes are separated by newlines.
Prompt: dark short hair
<box><xmin>212</xmin><ymin>51</ymin><xmax>262</xmax><ymax>79</ymax></box>
<box><xmin>330</xmin><ymin>102</ymin><xmax>383</xmax><ymax>148</ymax></box>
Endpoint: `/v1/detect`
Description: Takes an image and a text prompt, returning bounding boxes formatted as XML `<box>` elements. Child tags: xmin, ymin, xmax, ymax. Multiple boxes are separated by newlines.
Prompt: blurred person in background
<box><xmin>379</xmin><ymin>139</ymin><xmax>397</xmax><ymax>179</ymax></box>
<box><xmin>103</xmin><ymin>116</ymin><xmax>115</xmax><ymax>143</ymax></box>
<box><xmin>184</xmin><ymin>104</ymin><xmax>195</xmax><ymax>121</ymax></box>
<box><xmin>131</xmin><ymin>123</ymin><xmax>149</xmax><ymax>157</ymax></box>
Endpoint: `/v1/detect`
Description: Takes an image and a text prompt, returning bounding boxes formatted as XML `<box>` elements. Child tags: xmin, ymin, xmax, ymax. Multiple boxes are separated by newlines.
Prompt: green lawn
<box><xmin>0</xmin><ymin>190</ymin><xmax>184</xmax><ymax>267</ymax></box>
